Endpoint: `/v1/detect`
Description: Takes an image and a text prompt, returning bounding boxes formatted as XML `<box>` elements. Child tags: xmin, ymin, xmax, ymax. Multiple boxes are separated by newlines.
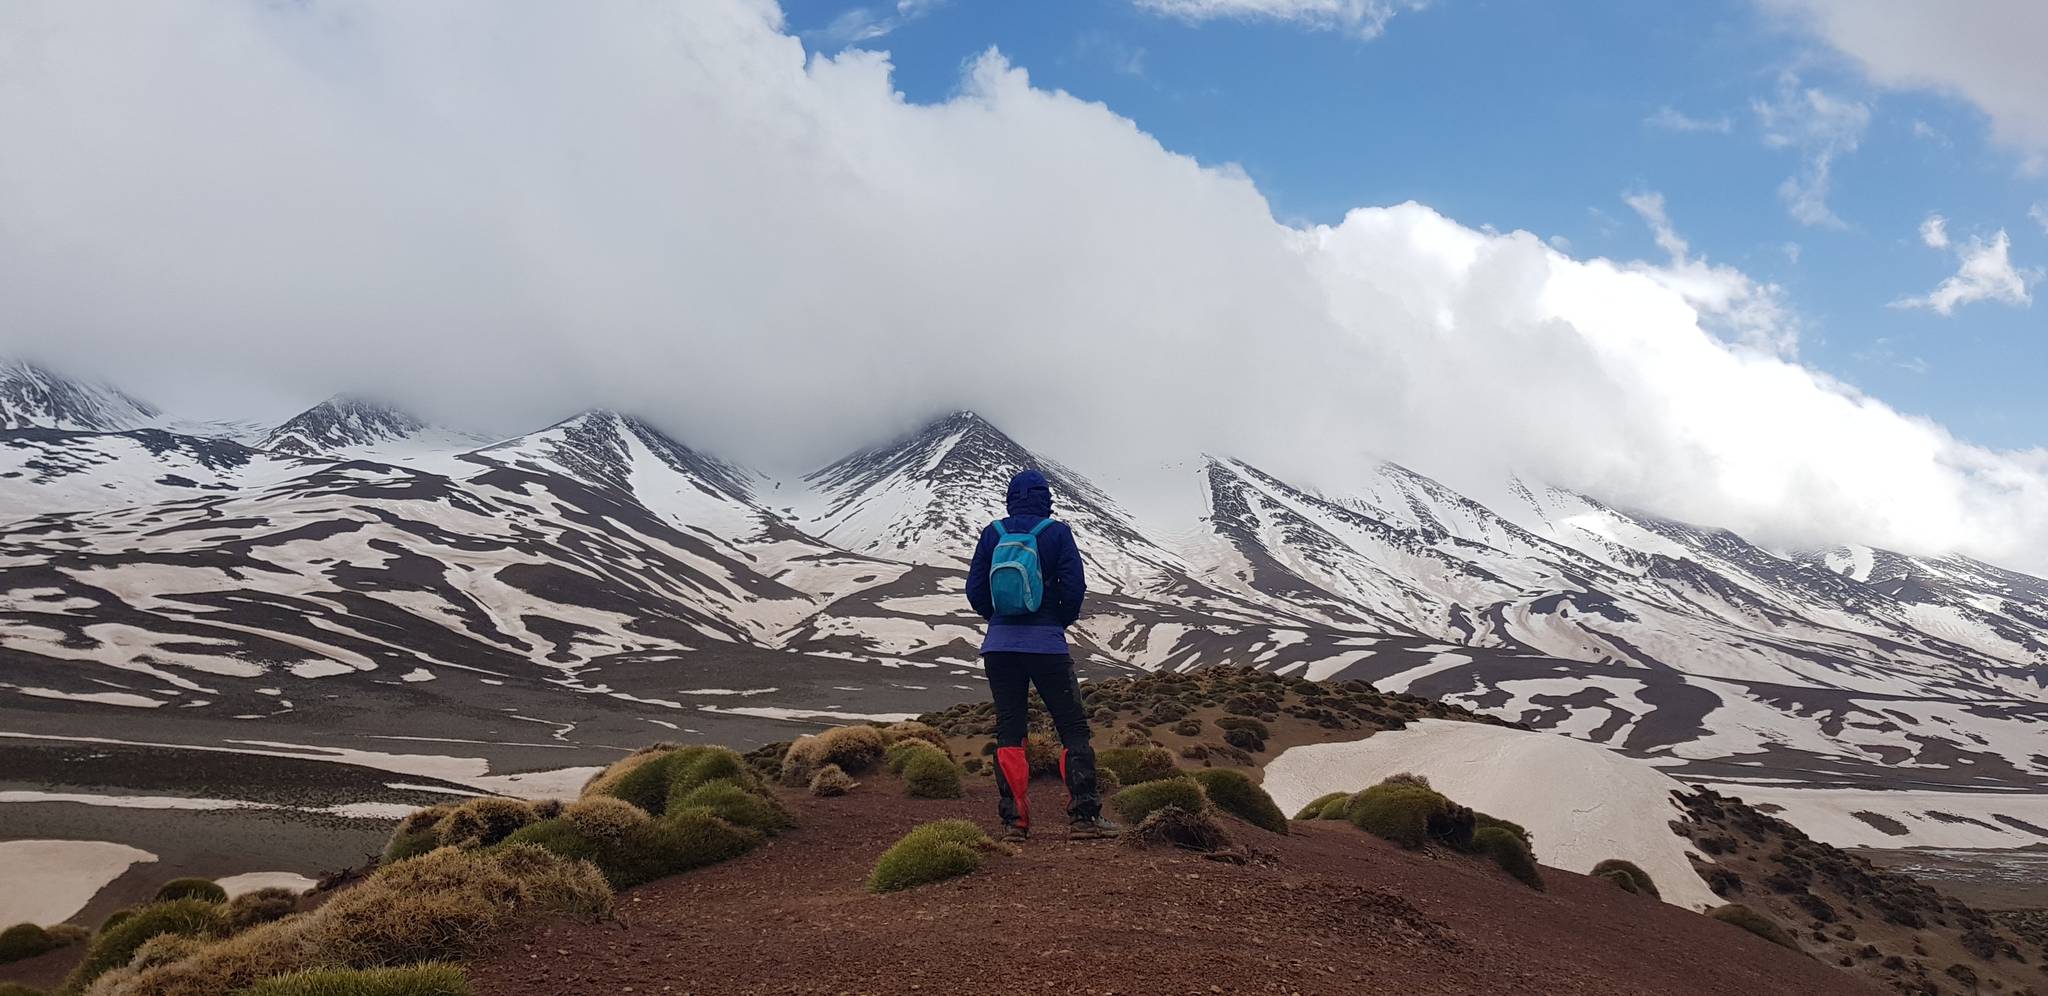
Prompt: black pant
<box><xmin>984</xmin><ymin>651</ymin><xmax>1100</xmax><ymax>824</ymax></box>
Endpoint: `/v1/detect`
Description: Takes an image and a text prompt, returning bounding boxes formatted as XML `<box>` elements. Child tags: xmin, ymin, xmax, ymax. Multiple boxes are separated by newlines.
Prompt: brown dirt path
<box><xmin>470</xmin><ymin>775</ymin><xmax>1880</xmax><ymax>996</ymax></box>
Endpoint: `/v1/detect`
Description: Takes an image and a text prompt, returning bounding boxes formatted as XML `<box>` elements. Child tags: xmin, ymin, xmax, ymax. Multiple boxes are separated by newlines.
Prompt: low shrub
<box><xmin>881</xmin><ymin>721</ymin><xmax>948</xmax><ymax>751</ymax></box>
<box><xmin>1171</xmin><ymin>719</ymin><xmax>1203</xmax><ymax>737</ymax></box>
<box><xmin>128</xmin><ymin>934</ymin><xmax>206</xmax><ymax>973</ymax></box>
<box><xmin>1095</xmin><ymin>767</ymin><xmax>1122</xmax><ymax>796</ymax></box>
<box><xmin>1598</xmin><ymin>869</ymin><xmax>1643</xmax><ymax>894</ymax></box>
<box><xmin>64</xmin><ymin>900</ymin><xmax>227</xmax><ymax>991</ymax></box>
<box><xmin>809</xmin><ymin>764</ymin><xmax>857</xmax><ymax>796</ymax></box>
<box><xmin>901</xmin><ymin>751</ymin><xmax>964</xmax><ymax>799</ymax></box>
<box><xmin>1023</xmin><ymin>736</ymin><xmax>1063</xmax><ymax>778</ymax></box>
<box><xmin>1294</xmin><ymin>792</ymin><xmax>1350</xmax><ymax>821</ymax></box>
<box><xmin>2</xmin><ymin>923</ymin><xmax>69</xmax><ymax>964</ymax></box>
<box><xmin>103</xmin><ymin>845</ymin><xmax>608</xmax><ymax>996</ymax></box>
<box><xmin>1708</xmin><ymin>904</ymin><xmax>1800</xmax><ymax>951</ymax></box>
<box><xmin>433</xmin><ymin>799</ymin><xmax>538</xmax><ymax>849</ymax></box>
<box><xmin>1346</xmin><ymin>782</ymin><xmax>1473</xmax><ymax>850</ymax></box>
<box><xmin>1588</xmin><ymin>859</ymin><xmax>1658</xmax><ymax>899</ymax></box>
<box><xmin>151</xmin><ymin>880</ymin><xmax>227</xmax><ymax>905</ymax></box>
<box><xmin>224</xmin><ymin>889</ymin><xmax>300</xmax><ymax>932</ymax></box>
<box><xmin>867</xmin><ymin>820</ymin><xmax>1001</xmax><ymax>893</ymax></box>
<box><xmin>382</xmin><ymin>807</ymin><xmax>453</xmax><ymax>864</ymax></box>
<box><xmin>1473</xmin><ymin>812</ymin><xmax>1532</xmax><ymax>849</ymax></box>
<box><xmin>669</xmin><ymin>780</ymin><xmax>789</xmax><ymax>832</ymax></box>
<box><xmin>1471</xmin><ymin>827</ymin><xmax>1543</xmax><ymax>890</ymax></box>
<box><xmin>505</xmin><ymin>809</ymin><xmax>760</xmax><ymax>890</ymax></box>
<box><xmin>1123</xmin><ymin>805</ymin><xmax>1230</xmax><ymax>852</ymax></box>
<box><xmin>1221</xmin><ymin>728</ymin><xmax>1265</xmax><ymax>753</ymax></box>
<box><xmin>98</xmin><ymin>910</ymin><xmax>136</xmax><ymax>934</ymax></box>
<box><xmin>234</xmin><ymin>963</ymin><xmax>470</xmax><ymax>996</ymax></box>
<box><xmin>1187</xmin><ymin>769</ymin><xmax>1287</xmax><ymax>834</ymax></box>
<box><xmin>1095</xmin><ymin>747</ymin><xmax>1178</xmax><ymax>785</ymax></box>
<box><xmin>1109</xmin><ymin>778</ymin><xmax>1208</xmax><ymax>826</ymax></box>
<box><xmin>780</xmin><ymin>727</ymin><xmax>887</xmax><ymax>784</ymax></box>
<box><xmin>1381</xmin><ymin>771</ymin><xmax>1432</xmax><ymax>789</ymax></box>
<box><xmin>558</xmin><ymin>797</ymin><xmax>651</xmax><ymax>841</ymax></box>
<box><xmin>1214</xmin><ymin>717</ymin><xmax>1270</xmax><ymax>738</ymax></box>
<box><xmin>884</xmin><ymin>739</ymin><xmax>946</xmax><ymax>774</ymax></box>
<box><xmin>1319</xmin><ymin>793</ymin><xmax>1362</xmax><ymax>820</ymax></box>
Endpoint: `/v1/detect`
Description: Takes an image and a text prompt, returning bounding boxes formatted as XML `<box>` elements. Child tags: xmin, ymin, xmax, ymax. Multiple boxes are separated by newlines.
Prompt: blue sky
<box><xmin>785</xmin><ymin>0</ymin><xmax>2047</xmax><ymax>450</ymax></box>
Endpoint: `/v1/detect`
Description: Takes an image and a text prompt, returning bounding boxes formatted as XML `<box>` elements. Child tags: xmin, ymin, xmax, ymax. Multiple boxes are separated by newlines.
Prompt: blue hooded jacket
<box><xmin>966</xmin><ymin>469</ymin><xmax>1086</xmax><ymax>655</ymax></box>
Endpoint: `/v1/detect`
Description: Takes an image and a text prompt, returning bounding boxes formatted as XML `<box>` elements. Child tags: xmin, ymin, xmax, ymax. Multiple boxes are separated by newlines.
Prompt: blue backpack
<box><xmin>988</xmin><ymin>518</ymin><xmax>1055</xmax><ymax>617</ymax></box>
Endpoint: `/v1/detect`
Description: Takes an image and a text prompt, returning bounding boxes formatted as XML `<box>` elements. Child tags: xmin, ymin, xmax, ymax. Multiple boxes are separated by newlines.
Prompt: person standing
<box><xmin>965</xmin><ymin>469</ymin><xmax>1117</xmax><ymax>841</ymax></box>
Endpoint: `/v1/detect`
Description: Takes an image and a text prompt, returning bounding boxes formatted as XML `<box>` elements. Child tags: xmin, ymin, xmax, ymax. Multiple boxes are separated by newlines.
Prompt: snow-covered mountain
<box><xmin>258</xmin><ymin>396</ymin><xmax>490</xmax><ymax>459</ymax></box>
<box><xmin>3</xmin><ymin>362</ymin><xmax>2046</xmax><ymax>801</ymax></box>
<box><xmin>1</xmin><ymin>360</ymin><xmax>159</xmax><ymax>431</ymax></box>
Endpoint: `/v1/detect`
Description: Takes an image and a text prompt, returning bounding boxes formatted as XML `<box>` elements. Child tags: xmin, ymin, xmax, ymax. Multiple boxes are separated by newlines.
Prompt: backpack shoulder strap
<box><xmin>1026</xmin><ymin>517</ymin><xmax>1055</xmax><ymax>537</ymax></box>
<box><xmin>990</xmin><ymin>519</ymin><xmax>1009</xmax><ymax>538</ymax></box>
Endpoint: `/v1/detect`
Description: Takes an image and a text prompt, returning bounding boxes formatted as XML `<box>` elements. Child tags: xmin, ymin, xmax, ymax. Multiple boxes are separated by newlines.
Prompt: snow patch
<box><xmin>0</xmin><ymin>839</ymin><xmax>157</xmax><ymax>925</ymax></box>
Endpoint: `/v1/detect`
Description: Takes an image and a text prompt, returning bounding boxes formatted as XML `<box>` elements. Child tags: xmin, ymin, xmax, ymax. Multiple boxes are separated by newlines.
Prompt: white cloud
<box><xmin>1753</xmin><ymin>75</ymin><xmax>1870</xmax><ymax>228</ymax></box>
<box><xmin>1076</xmin><ymin>30</ymin><xmax>1148</xmax><ymax>78</ymax></box>
<box><xmin>2031</xmin><ymin>203</ymin><xmax>2048</xmax><ymax>235</ymax></box>
<box><xmin>1892</xmin><ymin>226</ymin><xmax>2039</xmax><ymax>316</ymax></box>
<box><xmin>1645</xmin><ymin>106</ymin><xmax>1732</xmax><ymax>134</ymax></box>
<box><xmin>1622</xmin><ymin>192</ymin><xmax>1802</xmax><ymax>355</ymax></box>
<box><xmin>1761</xmin><ymin>0</ymin><xmax>2048</xmax><ymax>161</ymax></box>
<box><xmin>807</xmin><ymin>0</ymin><xmax>943</xmax><ymax>47</ymax></box>
<box><xmin>4</xmin><ymin>0</ymin><xmax>2048</xmax><ymax>571</ymax></box>
<box><xmin>1132</xmin><ymin>0</ymin><xmax>1427</xmax><ymax>39</ymax></box>
<box><xmin>1918</xmin><ymin>214</ymin><xmax>1949</xmax><ymax>250</ymax></box>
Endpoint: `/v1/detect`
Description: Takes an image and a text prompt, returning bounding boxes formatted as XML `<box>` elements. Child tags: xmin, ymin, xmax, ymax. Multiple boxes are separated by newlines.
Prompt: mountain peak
<box><xmin>0</xmin><ymin>358</ymin><xmax>160</xmax><ymax>432</ymax></box>
<box><xmin>259</xmin><ymin>395</ymin><xmax>432</xmax><ymax>456</ymax></box>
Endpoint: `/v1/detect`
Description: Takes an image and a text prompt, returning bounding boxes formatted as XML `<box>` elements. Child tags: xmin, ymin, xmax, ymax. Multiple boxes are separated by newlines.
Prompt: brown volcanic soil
<box><xmin>471</xmin><ymin>773</ymin><xmax>1877</xmax><ymax>996</ymax></box>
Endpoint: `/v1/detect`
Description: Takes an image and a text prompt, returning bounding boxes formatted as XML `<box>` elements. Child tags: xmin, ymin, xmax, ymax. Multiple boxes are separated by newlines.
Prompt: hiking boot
<box><xmin>1000</xmin><ymin>823</ymin><xmax>1030</xmax><ymax>843</ymax></box>
<box><xmin>1068</xmin><ymin>816</ymin><xmax>1120</xmax><ymax>841</ymax></box>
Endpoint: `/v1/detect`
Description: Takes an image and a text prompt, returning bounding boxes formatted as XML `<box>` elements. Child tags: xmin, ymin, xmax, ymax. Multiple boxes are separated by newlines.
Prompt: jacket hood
<box><xmin>1005</xmin><ymin>469</ymin><xmax>1053</xmax><ymax>517</ymax></box>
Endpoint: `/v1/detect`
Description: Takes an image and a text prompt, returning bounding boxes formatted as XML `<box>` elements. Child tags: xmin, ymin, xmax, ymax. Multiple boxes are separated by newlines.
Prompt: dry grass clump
<box><xmin>66</xmin><ymin>899</ymin><xmax>228</xmax><ymax>992</ymax></box>
<box><xmin>433</xmin><ymin>799</ymin><xmax>539</xmax><ymax>849</ymax></box>
<box><xmin>880</xmin><ymin>721</ymin><xmax>948</xmax><ymax>751</ymax></box>
<box><xmin>223</xmin><ymin>889</ymin><xmax>301</xmax><ymax>932</ymax></box>
<box><xmin>1707</xmin><ymin>904</ymin><xmax>1800</xmax><ymax>951</ymax></box>
<box><xmin>1590</xmin><ymin>859</ymin><xmax>1659</xmax><ymax>899</ymax></box>
<box><xmin>808</xmin><ymin>764</ymin><xmax>857</xmax><ymax>797</ymax></box>
<box><xmin>1470</xmin><ymin>827</ymin><xmax>1543</xmax><ymax>890</ymax></box>
<box><xmin>1108</xmin><ymin>777</ymin><xmax>1206</xmax><ymax>826</ymax></box>
<box><xmin>558</xmin><ymin>797</ymin><xmax>651</xmax><ymax>841</ymax></box>
<box><xmin>126</xmin><ymin>935</ymin><xmax>205</xmax><ymax>973</ymax></box>
<box><xmin>780</xmin><ymin>727</ymin><xmax>887</xmax><ymax>785</ymax></box>
<box><xmin>1095</xmin><ymin>746</ymin><xmax>1178</xmax><ymax>786</ymax></box>
<box><xmin>235</xmin><ymin>963</ymin><xmax>470</xmax><ymax>995</ymax></box>
<box><xmin>1294</xmin><ymin>792</ymin><xmax>1351</xmax><ymax>821</ymax></box>
<box><xmin>1</xmin><ymin>982</ymin><xmax>46</xmax><ymax>996</ymax></box>
<box><xmin>1023</xmin><ymin>736</ymin><xmax>1063</xmax><ymax>778</ymax></box>
<box><xmin>1187</xmin><ymin>769</ymin><xmax>1287</xmax><ymax>834</ymax></box>
<box><xmin>92</xmin><ymin>845</ymin><xmax>609</xmax><ymax>996</ymax></box>
<box><xmin>1123</xmin><ymin>805</ymin><xmax>1230</xmax><ymax>853</ymax></box>
<box><xmin>867</xmin><ymin>821</ymin><xmax>1005</xmax><ymax>893</ymax></box>
<box><xmin>900</xmin><ymin>750</ymin><xmax>964</xmax><ymax>799</ymax></box>
<box><xmin>150</xmin><ymin>880</ymin><xmax>226</xmax><ymax>905</ymax></box>
<box><xmin>381</xmin><ymin>807</ymin><xmax>454</xmax><ymax>864</ymax></box>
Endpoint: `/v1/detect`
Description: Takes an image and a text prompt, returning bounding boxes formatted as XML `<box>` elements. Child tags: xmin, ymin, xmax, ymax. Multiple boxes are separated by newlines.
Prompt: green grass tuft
<box><xmin>1708</xmin><ymin>904</ymin><xmax>1800</xmax><ymax>951</ymax></box>
<box><xmin>506</xmin><ymin>808</ymin><xmax>761</xmax><ymax>890</ymax></box>
<box><xmin>1109</xmin><ymin>777</ymin><xmax>1207</xmax><ymax>826</ymax></box>
<box><xmin>867</xmin><ymin>820</ymin><xmax>999</xmax><ymax>893</ymax></box>
<box><xmin>1346</xmin><ymin>782</ymin><xmax>1473</xmax><ymax>850</ymax></box>
<box><xmin>432</xmin><ymin>798</ymin><xmax>538</xmax><ymax>849</ymax></box>
<box><xmin>1588</xmin><ymin>858</ymin><xmax>1659</xmax><ymax>899</ymax></box>
<box><xmin>64</xmin><ymin>899</ymin><xmax>227</xmax><ymax>991</ymax></box>
<box><xmin>884</xmin><ymin>739</ymin><xmax>947</xmax><ymax>774</ymax></box>
<box><xmin>1470</xmin><ymin>826</ymin><xmax>1543</xmax><ymax>889</ymax></box>
<box><xmin>1187</xmin><ymin>769</ymin><xmax>1287</xmax><ymax>834</ymax></box>
<box><xmin>224</xmin><ymin>888</ymin><xmax>302</xmax><ymax>931</ymax></box>
<box><xmin>1319</xmin><ymin>792</ymin><xmax>1361</xmax><ymax>820</ymax></box>
<box><xmin>152</xmin><ymin>879</ymin><xmax>228</xmax><ymax>904</ymax></box>
<box><xmin>901</xmin><ymin>750</ymin><xmax>964</xmax><ymax>799</ymax></box>
<box><xmin>1</xmin><ymin>923</ymin><xmax>65</xmax><ymax>965</ymax></box>
<box><xmin>233</xmin><ymin>963</ymin><xmax>471</xmax><ymax>996</ymax></box>
<box><xmin>1294</xmin><ymin>791</ymin><xmax>1350</xmax><ymax>820</ymax></box>
<box><xmin>669</xmin><ymin>778</ymin><xmax>790</xmax><ymax>832</ymax></box>
<box><xmin>1094</xmin><ymin>746</ymin><xmax>1179</xmax><ymax>785</ymax></box>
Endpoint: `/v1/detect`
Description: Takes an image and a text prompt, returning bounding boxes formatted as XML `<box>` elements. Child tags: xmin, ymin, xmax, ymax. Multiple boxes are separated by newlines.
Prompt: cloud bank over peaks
<box><xmin>3</xmin><ymin>0</ymin><xmax>2048</xmax><ymax>570</ymax></box>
